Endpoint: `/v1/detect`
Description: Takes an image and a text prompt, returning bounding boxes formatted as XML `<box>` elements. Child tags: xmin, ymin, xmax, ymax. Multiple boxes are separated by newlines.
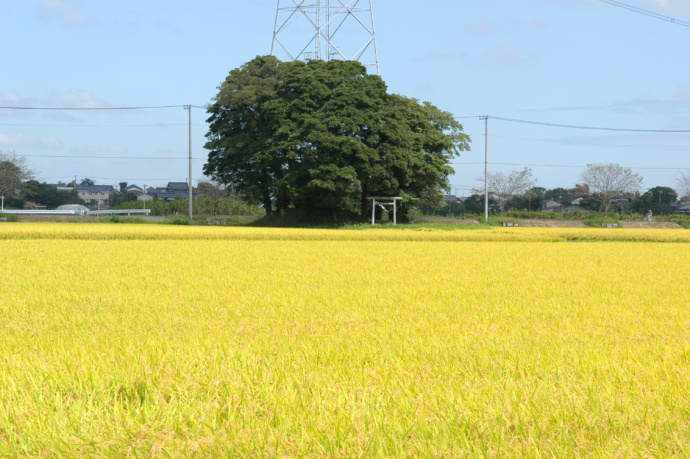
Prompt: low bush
<box><xmin>0</xmin><ymin>213</ymin><xmax>19</xmax><ymax>222</ymax></box>
<box><xmin>116</xmin><ymin>197</ymin><xmax>264</xmax><ymax>217</ymax></box>
<box><xmin>480</xmin><ymin>216</ymin><xmax>521</xmax><ymax>227</ymax></box>
<box><xmin>164</xmin><ymin>215</ymin><xmax>191</xmax><ymax>225</ymax></box>
<box><xmin>584</xmin><ymin>216</ymin><xmax>619</xmax><ymax>228</ymax></box>
<box><xmin>676</xmin><ymin>218</ymin><xmax>690</xmax><ymax>229</ymax></box>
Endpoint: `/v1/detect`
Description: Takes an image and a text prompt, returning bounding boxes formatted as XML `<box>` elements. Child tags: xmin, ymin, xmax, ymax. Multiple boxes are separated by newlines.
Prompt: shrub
<box><xmin>676</xmin><ymin>218</ymin><xmax>690</xmax><ymax>229</ymax></box>
<box><xmin>584</xmin><ymin>216</ymin><xmax>619</xmax><ymax>228</ymax></box>
<box><xmin>480</xmin><ymin>216</ymin><xmax>521</xmax><ymax>227</ymax></box>
<box><xmin>116</xmin><ymin>197</ymin><xmax>264</xmax><ymax>217</ymax></box>
<box><xmin>164</xmin><ymin>215</ymin><xmax>190</xmax><ymax>225</ymax></box>
<box><xmin>0</xmin><ymin>213</ymin><xmax>19</xmax><ymax>222</ymax></box>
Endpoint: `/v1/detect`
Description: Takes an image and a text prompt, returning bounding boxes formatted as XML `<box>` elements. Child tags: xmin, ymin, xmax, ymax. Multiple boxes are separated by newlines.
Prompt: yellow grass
<box><xmin>1</xmin><ymin>223</ymin><xmax>689</xmax><ymax>456</ymax></box>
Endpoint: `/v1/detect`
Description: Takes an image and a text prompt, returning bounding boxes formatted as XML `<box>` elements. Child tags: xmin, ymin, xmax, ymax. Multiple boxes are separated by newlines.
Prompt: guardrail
<box><xmin>1</xmin><ymin>210</ymin><xmax>78</xmax><ymax>215</ymax></box>
<box><xmin>2</xmin><ymin>209</ymin><xmax>152</xmax><ymax>216</ymax></box>
<box><xmin>87</xmin><ymin>209</ymin><xmax>152</xmax><ymax>216</ymax></box>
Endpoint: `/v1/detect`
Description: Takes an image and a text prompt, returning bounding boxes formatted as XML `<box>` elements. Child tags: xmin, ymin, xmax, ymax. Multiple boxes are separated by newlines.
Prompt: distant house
<box><xmin>48</xmin><ymin>184</ymin><xmax>75</xmax><ymax>193</ymax></box>
<box><xmin>611</xmin><ymin>193</ymin><xmax>635</xmax><ymax>204</ymax></box>
<box><xmin>541</xmin><ymin>199</ymin><xmax>564</xmax><ymax>212</ymax></box>
<box><xmin>152</xmin><ymin>192</ymin><xmax>180</xmax><ymax>202</ymax></box>
<box><xmin>166</xmin><ymin>182</ymin><xmax>192</xmax><ymax>200</ymax></box>
<box><xmin>125</xmin><ymin>185</ymin><xmax>144</xmax><ymax>196</ymax></box>
<box><xmin>76</xmin><ymin>185</ymin><xmax>116</xmax><ymax>207</ymax></box>
<box><xmin>443</xmin><ymin>195</ymin><xmax>467</xmax><ymax>203</ymax></box>
<box><xmin>137</xmin><ymin>182</ymin><xmax>195</xmax><ymax>202</ymax></box>
<box><xmin>677</xmin><ymin>203</ymin><xmax>690</xmax><ymax>215</ymax></box>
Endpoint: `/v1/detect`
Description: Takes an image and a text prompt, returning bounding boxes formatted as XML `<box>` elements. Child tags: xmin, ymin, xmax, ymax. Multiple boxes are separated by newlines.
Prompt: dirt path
<box><xmin>417</xmin><ymin>217</ymin><xmax>684</xmax><ymax>229</ymax></box>
<box><xmin>417</xmin><ymin>217</ymin><xmax>482</xmax><ymax>226</ymax></box>
<box><xmin>520</xmin><ymin>219</ymin><xmax>587</xmax><ymax>228</ymax></box>
<box><xmin>618</xmin><ymin>221</ymin><xmax>684</xmax><ymax>229</ymax></box>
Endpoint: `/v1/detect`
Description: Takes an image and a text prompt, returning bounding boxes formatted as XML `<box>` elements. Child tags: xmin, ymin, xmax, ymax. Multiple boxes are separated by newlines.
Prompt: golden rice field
<box><xmin>1</xmin><ymin>223</ymin><xmax>689</xmax><ymax>457</ymax></box>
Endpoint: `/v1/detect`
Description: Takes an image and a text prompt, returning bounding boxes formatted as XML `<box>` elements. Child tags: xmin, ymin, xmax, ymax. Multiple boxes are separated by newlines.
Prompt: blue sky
<box><xmin>1</xmin><ymin>0</ymin><xmax>689</xmax><ymax>194</ymax></box>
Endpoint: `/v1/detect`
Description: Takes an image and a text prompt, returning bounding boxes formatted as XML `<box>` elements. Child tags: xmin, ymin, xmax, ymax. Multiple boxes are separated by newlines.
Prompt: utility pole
<box><xmin>479</xmin><ymin>115</ymin><xmax>489</xmax><ymax>221</ymax></box>
<box><xmin>143</xmin><ymin>185</ymin><xmax>147</xmax><ymax>210</ymax></box>
<box><xmin>447</xmin><ymin>187</ymin><xmax>451</xmax><ymax>216</ymax></box>
<box><xmin>184</xmin><ymin>105</ymin><xmax>193</xmax><ymax>220</ymax></box>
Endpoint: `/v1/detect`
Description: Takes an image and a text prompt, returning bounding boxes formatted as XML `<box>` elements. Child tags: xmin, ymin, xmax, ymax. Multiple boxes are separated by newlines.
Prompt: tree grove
<box><xmin>203</xmin><ymin>56</ymin><xmax>470</xmax><ymax>221</ymax></box>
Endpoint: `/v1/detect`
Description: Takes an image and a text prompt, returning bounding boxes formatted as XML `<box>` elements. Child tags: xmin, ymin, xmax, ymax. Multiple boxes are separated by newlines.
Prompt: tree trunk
<box><xmin>360</xmin><ymin>182</ymin><xmax>369</xmax><ymax>218</ymax></box>
<box><xmin>262</xmin><ymin>190</ymin><xmax>273</xmax><ymax>217</ymax></box>
<box><xmin>261</xmin><ymin>170</ymin><xmax>273</xmax><ymax>217</ymax></box>
<box><xmin>278</xmin><ymin>185</ymin><xmax>286</xmax><ymax>217</ymax></box>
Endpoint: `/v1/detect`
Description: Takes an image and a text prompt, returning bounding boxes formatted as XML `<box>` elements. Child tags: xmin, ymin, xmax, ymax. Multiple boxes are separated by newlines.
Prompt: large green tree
<box><xmin>21</xmin><ymin>181</ymin><xmax>82</xmax><ymax>209</ymax></box>
<box><xmin>204</xmin><ymin>56</ymin><xmax>469</xmax><ymax>221</ymax></box>
<box><xmin>204</xmin><ymin>55</ymin><xmax>286</xmax><ymax>215</ymax></box>
<box><xmin>0</xmin><ymin>150</ymin><xmax>34</xmax><ymax>204</ymax></box>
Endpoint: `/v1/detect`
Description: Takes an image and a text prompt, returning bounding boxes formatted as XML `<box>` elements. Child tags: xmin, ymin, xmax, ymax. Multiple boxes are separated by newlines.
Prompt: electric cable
<box><xmin>492</xmin><ymin>116</ymin><xmax>690</xmax><ymax>133</ymax></box>
<box><xmin>599</xmin><ymin>0</ymin><xmax>690</xmax><ymax>28</ymax></box>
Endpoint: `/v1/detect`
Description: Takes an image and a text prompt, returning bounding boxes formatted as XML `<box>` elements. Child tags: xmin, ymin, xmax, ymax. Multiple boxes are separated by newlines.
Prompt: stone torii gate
<box><xmin>367</xmin><ymin>196</ymin><xmax>402</xmax><ymax>225</ymax></box>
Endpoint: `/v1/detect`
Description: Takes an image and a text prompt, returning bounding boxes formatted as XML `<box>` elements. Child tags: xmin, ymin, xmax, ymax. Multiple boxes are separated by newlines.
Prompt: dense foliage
<box><xmin>116</xmin><ymin>196</ymin><xmax>263</xmax><ymax>217</ymax></box>
<box><xmin>19</xmin><ymin>180</ymin><xmax>82</xmax><ymax>209</ymax></box>
<box><xmin>204</xmin><ymin>56</ymin><xmax>470</xmax><ymax>221</ymax></box>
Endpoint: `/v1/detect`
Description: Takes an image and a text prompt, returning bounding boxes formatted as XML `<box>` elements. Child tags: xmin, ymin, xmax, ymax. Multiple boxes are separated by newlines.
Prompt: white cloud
<box><xmin>0</xmin><ymin>91</ymin><xmax>37</xmax><ymax>107</ymax></box>
<box><xmin>645</xmin><ymin>0</ymin><xmax>690</xmax><ymax>18</ymax></box>
<box><xmin>44</xmin><ymin>111</ymin><xmax>83</xmax><ymax>123</ymax></box>
<box><xmin>37</xmin><ymin>0</ymin><xmax>97</xmax><ymax>27</ymax></box>
<box><xmin>0</xmin><ymin>133</ymin><xmax>63</xmax><ymax>150</ymax></box>
<box><xmin>480</xmin><ymin>45</ymin><xmax>530</xmax><ymax>64</ymax></box>
<box><xmin>46</xmin><ymin>90</ymin><xmax>111</xmax><ymax>109</ymax></box>
<box><xmin>1</xmin><ymin>90</ymin><xmax>133</xmax><ymax>118</ymax></box>
<box><xmin>414</xmin><ymin>51</ymin><xmax>467</xmax><ymax>63</ymax></box>
<box><xmin>0</xmin><ymin>92</ymin><xmax>38</xmax><ymax>117</ymax></box>
<box><xmin>69</xmin><ymin>144</ymin><xmax>127</xmax><ymax>155</ymax></box>
<box><xmin>522</xmin><ymin>92</ymin><xmax>690</xmax><ymax>115</ymax></box>
<box><xmin>533</xmin><ymin>20</ymin><xmax>550</xmax><ymax>30</ymax></box>
<box><xmin>154</xmin><ymin>17</ymin><xmax>184</xmax><ymax>35</ymax></box>
<box><xmin>609</xmin><ymin>97</ymin><xmax>690</xmax><ymax>115</ymax></box>
<box><xmin>465</xmin><ymin>18</ymin><xmax>495</xmax><ymax>36</ymax></box>
<box><xmin>543</xmin><ymin>133</ymin><xmax>690</xmax><ymax>150</ymax></box>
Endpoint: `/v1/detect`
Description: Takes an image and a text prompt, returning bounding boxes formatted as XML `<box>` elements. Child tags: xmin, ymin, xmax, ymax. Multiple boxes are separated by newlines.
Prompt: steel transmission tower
<box><xmin>271</xmin><ymin>1</ymin><xmax>380</xmax><ymax>75</ymax></box>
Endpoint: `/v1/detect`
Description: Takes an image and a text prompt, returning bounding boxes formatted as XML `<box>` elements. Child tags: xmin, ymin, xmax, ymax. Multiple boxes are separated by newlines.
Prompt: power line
<box><xmin>20</xmin><ymin>154</ymin><xmax>205</xmax><ymax>160</ymax></box>
<box><xmin>492</xmin><ymin>116</ymin><xmax>690</xmax><ymax>133</ymax></box>
<box><xmin>0</xmin><ymin>105</ymin><xmax>186</xmax><ymax>111</ymax></box>
<box><xmin>599</xmin><ymin>0</ymin><xmax>690</xmax><ymax>28</ymax></box>
<box><xmin>0</xmin><ymin>123</ymin><xmax>202</xmax><ymax>128</ymax></box>
<box><xmin>39</xmin><ymin>175</ymin><xmax>191</xmax><ymax>181</ymax></box>
<box><xmin>92</xmin><ymin>176</ymin><xmax>191</xmax><ymax>181</ymax></box>
<box><xmin>489</xmin><ymin>134</ymin><xmax>690</xmax><ymax>149</ymax></box>
<box><xmin>452</xmin><ymin>161</ymin><xmax>688</xmax><ymax>170</ymax></box>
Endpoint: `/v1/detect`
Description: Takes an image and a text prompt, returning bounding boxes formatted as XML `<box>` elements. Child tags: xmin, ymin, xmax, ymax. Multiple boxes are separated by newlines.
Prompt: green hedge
<box><xmin>0</xmin><ymin>213</ymin><xmax>19</xmax><ymax>222</ymax></box>
<box><xmin>116</xmin><ymin>197</ymin><xmax>264</xmax><ymax>217</ymax></box>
